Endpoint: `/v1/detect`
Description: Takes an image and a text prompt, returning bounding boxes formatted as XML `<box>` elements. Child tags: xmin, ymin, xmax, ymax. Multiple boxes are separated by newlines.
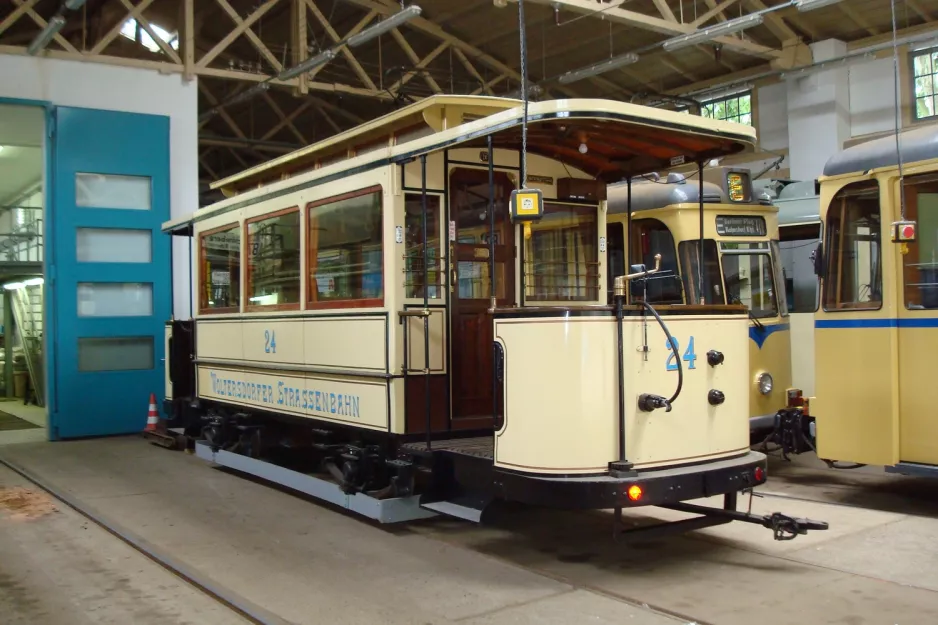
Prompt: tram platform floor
<box><xmin>0</xmin><ymin>437</ymin><xmax>936</xmax><ymax>625</ymax></box>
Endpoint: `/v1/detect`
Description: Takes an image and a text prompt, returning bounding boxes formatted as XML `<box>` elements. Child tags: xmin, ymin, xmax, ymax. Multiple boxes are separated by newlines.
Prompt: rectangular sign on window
<box><xmin>716</xmin><ymin>215</ymin><xmax>767</xmax><ymax>237</ymax></box>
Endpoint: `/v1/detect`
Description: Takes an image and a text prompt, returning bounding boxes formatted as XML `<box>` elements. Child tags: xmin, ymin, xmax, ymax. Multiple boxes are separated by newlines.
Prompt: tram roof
<box><xmin>166</xmin><ymin>96</ymin><xmax>755</xmax><ymax>232</ymax></box>
<box><xmin>823</xmin><ymin>124</ymin><xmax>938</xmax><ymax>177</ymax></box>
<box><xmin>607</xmin><ymin>179</ymin><xmax>726</xmax><ymax>214</ymax></box>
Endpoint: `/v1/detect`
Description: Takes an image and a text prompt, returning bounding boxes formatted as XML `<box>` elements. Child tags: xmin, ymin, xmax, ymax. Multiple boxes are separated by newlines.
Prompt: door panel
<box><xmin>50</xmin><ymin>107</ymin><xmax>170</xmax><ymax>438</ymax></box>
<box><xmin>449</xmin><ymin>168</ymin><xmax>515</xmax><ymax>427</ymax></box>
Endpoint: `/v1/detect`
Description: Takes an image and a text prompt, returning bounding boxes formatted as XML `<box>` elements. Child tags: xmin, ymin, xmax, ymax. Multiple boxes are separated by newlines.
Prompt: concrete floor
<box><xmin>0</xmin><ymin>463</ymin><xmax>249</xmax><ymax>624</ymax></box>
<box><xmin>1</xmin><ymin>437</ymin><xmax>937</xmax><ymax>625</ymax></box>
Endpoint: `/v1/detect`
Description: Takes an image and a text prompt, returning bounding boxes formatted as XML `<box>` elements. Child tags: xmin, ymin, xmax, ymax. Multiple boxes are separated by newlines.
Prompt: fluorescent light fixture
<box><xmin>27</xmin><ymin>15</ymin><xmax>66</xmax><ymax>55</ymax></box>
<box><xmin>557</xmin><ymin>52</ymin><xmax>640</xmax><ymax>85</ymax></box>
<box><xmin>0</xmin><ymin>146</ymin><xmax>4</xmax><ymax>153</ymax></box>
<box><xmin>23</xmin><ymin>278</ymin><xmax>43</xmax><ymax>286</ymax></box>
<box><xmin>662</xmin><ymin>13</ymin><xmax>764</xmax><ymax>52</ymax></box>
<box><xmin>278</xmin><ymin>49</ymin><xmax>337</xmax><ymax>80</ymax></box>
<box><xmin>64</xmin><ymin>0</ymin><xmax>87</xmax><ymax>9</ymax></box>
<box><xmin>347</xmin><ymin>5</ymin><xmax>422</xmax><ymax>48</ymax></box>
<box><xmin>795</xmin><ymin>0</ymin><xmax>842</xmax><ymax>11</ymax></box>
<box><xmin>3</xmin><ymin>282</ymin><xmax>25</xmax><ymax>291</ymax></box>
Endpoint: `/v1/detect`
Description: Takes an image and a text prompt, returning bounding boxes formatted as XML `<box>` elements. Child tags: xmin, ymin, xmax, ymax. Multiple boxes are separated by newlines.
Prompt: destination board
<box><xmin>716</xmin><ymin>215</ymin><xmax>766</xmax><ymax>237</ymax></box>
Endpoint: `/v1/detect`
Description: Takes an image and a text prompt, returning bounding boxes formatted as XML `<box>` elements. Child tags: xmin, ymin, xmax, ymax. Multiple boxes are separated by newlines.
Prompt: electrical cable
<box><xmin>641</xmin><ymin>301</ymin><xmax>683</xmax><ymax>405</ymax></box>
<box><xmin>518</xmin><ymin>0</ymin><xmax>529</xmax><ymax>187</ymax></box>
<box><xmin>889</xmin><ymin>0</ymin><xmax>907</xmax><ymax>220</ymax></box>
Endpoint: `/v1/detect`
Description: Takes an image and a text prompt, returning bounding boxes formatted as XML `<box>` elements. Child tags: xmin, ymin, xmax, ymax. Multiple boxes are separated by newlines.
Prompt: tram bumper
<box><xmin>492</xmin><ymin>451</ymin><xmax>767</xmax><ymax>510</ymax></box>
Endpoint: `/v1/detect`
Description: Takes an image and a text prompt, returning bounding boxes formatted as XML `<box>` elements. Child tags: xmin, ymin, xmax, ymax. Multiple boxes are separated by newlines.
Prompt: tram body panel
<box><xmin>787</xmin><ymin>312</ymin><xmax>816</xmax><ymax>397</ymax></box>
<box><xmin>897</xmin><ymin>325</ymin><xmax>938</xmax><ymax>463</ymax></box>
<box><xmin>749</xmin><ymin>322</ymin><xmax>792</xmax><ymax>422</ymax></box>
<box><xmin>493</xmin><ymin>313</ymin><xmax>749</xmax><ymax>474</ymax></box>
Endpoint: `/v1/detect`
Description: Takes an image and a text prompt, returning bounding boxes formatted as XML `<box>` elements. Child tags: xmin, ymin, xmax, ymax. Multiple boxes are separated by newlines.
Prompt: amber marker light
<box><xmin>627</xmin><ymin>485</ymin><xmax>643</xmax><ymax>502</ymax></box>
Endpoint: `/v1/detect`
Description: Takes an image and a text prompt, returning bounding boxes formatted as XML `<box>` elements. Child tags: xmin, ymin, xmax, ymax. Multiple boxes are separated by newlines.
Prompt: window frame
<box><xmin>779</xmin><ymin>222</ymin><xmax>822</xmax><ymax>314</ymax></box>
<box><xmin>305</xmin><ymin>186</ymin><xmax>385</xmax><ymax>310</ymax></box>
<box><xmin>628</xmin><ymin>217</ymin><xmax>683</xmax><ymax>305</ymax></box>
<box><xmin>198</xmin><ymin>221</ymin><xmax>242</xmax><ymax>315</ymax></box>
<box><xmin>245</xmin><ymin>205</ymin><xmax>302</xmax><ymax>313</ymax></box>
<box><xmin>910</xmin><ymin>45</ymin><xmax>938</xmax><ymax>123</ymax></box>
<box><xmin>900</xmin><ymin>173</ymin><xmax>938</xmax><ymax>310</ymax></box>
<box><xmin>822</xmin><ymin>180</ymin><xmax>883</xmax><ymax>313</ymax></box>
<box><xmin>700</xmin><ymin>90</ymin><xmax>753</xmax><ymax>126</ymax></box>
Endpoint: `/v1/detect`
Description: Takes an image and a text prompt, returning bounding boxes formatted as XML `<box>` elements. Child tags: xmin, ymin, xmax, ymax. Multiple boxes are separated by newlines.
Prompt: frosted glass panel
<box><xmin>76</xmin><ymin>173</ymin><xmax>151</xmax><ymax>210</ymax></box>
<box><xmin>78</xmin><ymin>336</ymin><xmax>154</xmax><ymax>372</ymax></box>
<box><xmin>78</xmin><ymin>282</ymin><xmax>153</xmax><ymax>317</ymax></box>
<box><xmin>77</xmin><ymin>228</ymin><xmax>152</xmax><ymax>263</ymax></box>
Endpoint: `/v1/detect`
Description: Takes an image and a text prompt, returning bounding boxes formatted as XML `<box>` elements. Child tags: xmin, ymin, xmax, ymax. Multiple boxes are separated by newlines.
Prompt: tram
<box><xmin>766</xmin><ymin>124</ymin><xmax>938</xmax><ymax>475</ymax></box>
<box><xmin>605</xmin><ymin>171</ymin><xmax>793</xmax><ymax>438</ymax></box>
<box><xmin>163</xmin><ymin>95</ymin><xmax>825</xmax><ymax>538</ymax></box>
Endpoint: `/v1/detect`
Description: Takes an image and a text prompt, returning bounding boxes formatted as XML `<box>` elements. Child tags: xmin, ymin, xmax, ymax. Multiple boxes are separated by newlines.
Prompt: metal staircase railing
<box><xmin>10</xmin><ymin>283</ymin><xmax>43</xmax><ymax>406</ymax></box>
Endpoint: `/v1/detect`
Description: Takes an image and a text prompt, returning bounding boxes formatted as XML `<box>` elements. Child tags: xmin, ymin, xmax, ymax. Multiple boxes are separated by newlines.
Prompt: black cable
<box><xmin>641</xmin><ymin>301</ymin><xmax>682</xmax><ymax>405</ymax></box>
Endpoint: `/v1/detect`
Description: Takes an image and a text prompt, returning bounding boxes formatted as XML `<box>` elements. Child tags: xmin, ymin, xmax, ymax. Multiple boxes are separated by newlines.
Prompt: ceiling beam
<box><xmin>117</xmin><ymin>0</ymin><xmax>182</xmax><ymax>64</ymax></box>
<box><xmin>693</xmin><ymin>0</ymin><xmax>739</xmax><ymax>27</ymax></box>
<box><xmin>390</xmin><ymin>28</ymin><xmax>444</xmax><ymax>94</ymax></box>
<box><xmin>745</xmin><ymin>0</ymin><xmax>798</xmax><ymax>44</ymax></box>
<box><xmin>12</xmin><ymin>0</ymin><xmax>79</xmax><ymax>53</ymax></box>
<box><xmin>0</xmin><ymin>0</ymin><xmax>39</xmax><ymax>37</ymax></box>
<box><xmin>512</xmin><ymin>0</ymin><xmax>780</xmax><ymax>59</ymax></box>
<box><xmin>261</xmin><ymin>99</ymin><xmax>316</xmax><ymax>140</ymax></box>
<box><xmin>388</xmin><ymin>41</ymin><xmax>450</xmax><ymax>95</ymax></box>
<box><xmin>196</xmin><ymin>0</ymin><xmax>280</xmax><ymax>69</ymax></box>
<box><xmin>212</xmin><ymin>0</ymin><xmax>285</xmax><ymax>73</ymax></box>
<box><xmin>838</xmin><ymin>3</ymin><xmax>880</xmax><ymax>37</ymax></box>
<box><xmin>905</xmin><ymin>0</ymin><xmax>934</xmax><ymax>22</ymax></box>
<box><xmin>651</xmin><ymin>0</ymin><xmax>678</xmax><ymax>22</ymax></box>
<box><xmin>303</xmin><ymin>0</ymin><xmax>377</xmax><ymax>91</ymax></box>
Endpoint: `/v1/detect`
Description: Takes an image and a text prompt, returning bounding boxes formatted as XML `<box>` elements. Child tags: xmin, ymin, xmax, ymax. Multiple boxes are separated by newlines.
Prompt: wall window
<box><xmin>524</xmin><ymin>204</ymin><xmax>598</xmax><ymax>301</ymax></box>
<box><xmin>912</xmin><ymin>46</ymin><xmax>938</xmax><ymax>121</ymax></box>
<box><xmin>902</xmin><ymin>173</ymin><xmax>938</xmax><ymax>309</ymax></box>
<box><xmin>823</xmin><ymin>181</ymin><xmax>881</xmax><ymax>311</ymax></box>
<box><xmin>404</xmin><ymin>194</ymin><xmax>442</xmax><ymax>299</ymax></box>
<box><xmin>629</xmin><ymin>219</ymin><xmax>683</xmax><ymax>304</ymax></box>
<box><xmin>200</xmin><ymin>224</ymin><xmax>240</xmax><ymax>313</ymax></box>
<box><xmin>701</xmin><ymin>91</ymin><xmax>753</xmax><ymax>126</ymax></box>
<box><xmin>308</xmin><ymin>188</ymin><xmax>383</xmax><ymax>307</ymax></box>
<box><xmin>247</xmin><ymin>208</ymin><xmax>301</xmax><ymax>309</ymax></box>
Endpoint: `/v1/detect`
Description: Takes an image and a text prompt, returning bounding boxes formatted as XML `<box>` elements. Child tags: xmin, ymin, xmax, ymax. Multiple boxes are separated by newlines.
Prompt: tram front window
<box><xmin>628</xmin><ymin>218</ymin><xmax>682</xmax><ymax>304</ymax></box>
<box><xmin>678</xmin><ymin>240</ymin><xmax>723</xmax><ymax>304</ymax></box>
<box><xmin>720</xmin><ymin>243</ymin><xmax>779</xmax><ymax>318</ymax></box>
<box><xmin>902</xmin><ymin>173</ymin><xmax>938</xmax><ymax>309</ymax></box>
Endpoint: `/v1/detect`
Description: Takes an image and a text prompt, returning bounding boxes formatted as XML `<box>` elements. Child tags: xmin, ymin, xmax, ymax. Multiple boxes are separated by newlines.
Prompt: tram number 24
<box><xmin>665</xmin><ymin>336</ymin><xmax>697</xmax><ymax>371</ymax></box>
<box><xmin>264</xmin><ymin>330</ymin><xmax>277</xmax><ymax>354</ymax></box>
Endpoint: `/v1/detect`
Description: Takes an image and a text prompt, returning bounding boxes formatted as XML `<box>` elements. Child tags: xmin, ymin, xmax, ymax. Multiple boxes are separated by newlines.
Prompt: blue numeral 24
<box><xmin>666</xmin><ymin>336</ymin><xmax>696</xmax><ymax>371</ymax></box>
<box><xmin>264</xmin><ymin>330</ymin><xmax>277</xmax><ymax>354</ymax></box>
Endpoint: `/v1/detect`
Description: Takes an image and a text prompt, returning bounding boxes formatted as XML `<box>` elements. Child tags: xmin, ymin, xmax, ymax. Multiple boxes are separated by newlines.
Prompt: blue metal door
<box><xmin>49</xmin><ymin>106</ymin><xmax>170</xmax><ymax>439</ymax></box>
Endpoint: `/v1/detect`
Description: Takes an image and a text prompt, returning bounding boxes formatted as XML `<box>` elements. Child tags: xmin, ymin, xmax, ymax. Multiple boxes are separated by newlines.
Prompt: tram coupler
<box><xmin>663</xmin><ymin>500</ymin><xmax>829</xmax><ymax>541</ymax></box>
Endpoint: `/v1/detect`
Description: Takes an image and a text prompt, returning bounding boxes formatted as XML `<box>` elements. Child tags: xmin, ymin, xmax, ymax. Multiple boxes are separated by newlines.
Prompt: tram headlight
<box><xmin>757</xmin><ymin>372</ymin><xmax>774</xmax><ymax>396</ymax></box>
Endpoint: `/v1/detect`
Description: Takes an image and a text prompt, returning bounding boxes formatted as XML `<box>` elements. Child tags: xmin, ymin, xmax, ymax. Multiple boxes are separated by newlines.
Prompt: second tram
<box><xmin>607</xmin><ymin>171</ymin><xmax>793</xmax><ymax>437</ymax></box>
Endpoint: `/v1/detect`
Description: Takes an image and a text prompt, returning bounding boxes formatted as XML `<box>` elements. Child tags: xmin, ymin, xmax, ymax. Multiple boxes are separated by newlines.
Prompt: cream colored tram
<box><xmin>163</xmin><ymin>95</ymin><xmax>825</xmax><ymax>538</ymax></box>
<box><xmin>605</xmin><ymin>173</ymin><xmax>794</xmax><ymax>438</ymax></box>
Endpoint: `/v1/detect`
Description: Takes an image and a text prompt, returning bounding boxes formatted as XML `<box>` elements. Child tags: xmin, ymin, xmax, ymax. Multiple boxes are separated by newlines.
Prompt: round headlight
<box><xmin>758</xmin><ymin>372</ymin><xmax>774</xmax><ymax>395</ymax></box>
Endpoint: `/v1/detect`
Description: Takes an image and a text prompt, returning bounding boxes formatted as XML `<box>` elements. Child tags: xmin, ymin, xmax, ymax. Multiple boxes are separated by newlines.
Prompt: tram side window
<box><xmin>823</xmin><ymin>181</ymin><xmax>881</xmax><ymax>311</ymax></box>
<box><xmin>678</xmin><ymin>240</ymin><xmax>722</xmax><ymax>304</ymax></box>
<box><xmin>404</xmin><ymin>194</ymin><xmax>441</xmax><ymax>299</ymax></box>
<box><xmin>308</xmin><ymin>187</ymin><xmax>383</xmax><ymax>307</ymax></box>
<box><xmin>779</xmin><ymin>223</ymin><xmax>821</xmax><ymax>313</ymax></box>
<box><xmin>524</xmin><ymin>203</ymin><xmax>598</xmax><ymax>301</ymax></box>
<box><xmin>902</xmin><ymin>174</ymin><xmax>938</xmax><ymax>309</ymax></box>
<box><xmin>247</xmin><ymin>208</ymin><xmax>301</xmax><ymax>309</ymax></box>
<box><xmin>629</xmin><ymin>219</ymin><xmax>682</xmax><ymax>304</ymax></box>
<box><xmin>721</xmin><ymin>243</ymin><xmax>778</xmax><ymax>318</ymax></box>
<box><xmin>199</xmin><ymin>224</ymin><xmax>240</xmax><ymax>313</ymax></box>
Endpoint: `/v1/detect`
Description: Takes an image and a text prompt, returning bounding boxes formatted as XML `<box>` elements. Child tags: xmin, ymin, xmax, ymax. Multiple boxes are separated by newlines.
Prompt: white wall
<box><xmin>0</xmin><ymin>55</ymin><xmax>198</xmax><ymax>319</ymax></box>
<box><xmin>849</xmin><ymin>57</ymin><xmax>901</xmax><ymax>137</ymax></box>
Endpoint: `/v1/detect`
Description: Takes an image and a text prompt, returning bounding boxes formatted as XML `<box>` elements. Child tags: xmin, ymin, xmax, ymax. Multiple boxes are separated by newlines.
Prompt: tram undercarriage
<box><xmin>182</xmin><ymin>398</ymin><xmax>826</xmax><ymax>541</ymax></box>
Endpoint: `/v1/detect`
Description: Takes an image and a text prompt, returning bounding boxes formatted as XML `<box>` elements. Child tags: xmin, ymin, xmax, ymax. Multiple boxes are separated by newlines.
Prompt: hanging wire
<box><xmin>890</xmin><ymin>0</ymin><xmax>907</xmax><ymax>220</ymax></box>
<box><xmin>518</xmin><ymin>0</ymin><xmax>529</xmax><ymax>187</ymax></box>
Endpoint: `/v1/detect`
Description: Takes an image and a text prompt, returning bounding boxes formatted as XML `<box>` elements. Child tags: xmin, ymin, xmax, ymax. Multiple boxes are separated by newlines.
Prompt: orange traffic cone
<box><xmin>144</xmin><ymin>393</ymin><xmax>159</xmax><ymax>432</ymax></box>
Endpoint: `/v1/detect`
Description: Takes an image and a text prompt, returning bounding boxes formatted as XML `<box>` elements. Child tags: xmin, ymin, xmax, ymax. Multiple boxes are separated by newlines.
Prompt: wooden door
<box><xmin>449</xmin><ymin>168</ymin><xmax>515</xmax><ymax>428</ymax></box>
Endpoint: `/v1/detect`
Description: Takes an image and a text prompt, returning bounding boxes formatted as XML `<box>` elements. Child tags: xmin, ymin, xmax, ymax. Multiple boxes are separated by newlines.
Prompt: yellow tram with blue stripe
<box><xmin>606</xmin><ymin>170</ymin><xmax>793</xmax><ymax>437</ymax></box>
<box><xmin>768</xmin><ymin>124</ymin><xmax>938</xmax><ymax>475</ymax></box>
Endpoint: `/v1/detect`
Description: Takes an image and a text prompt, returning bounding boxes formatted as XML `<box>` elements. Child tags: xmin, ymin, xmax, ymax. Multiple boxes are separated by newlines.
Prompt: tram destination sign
<box><xmin>716</xmin><ymin>215</ymin><xmax>766</xmax><ymax>237</ymax></box>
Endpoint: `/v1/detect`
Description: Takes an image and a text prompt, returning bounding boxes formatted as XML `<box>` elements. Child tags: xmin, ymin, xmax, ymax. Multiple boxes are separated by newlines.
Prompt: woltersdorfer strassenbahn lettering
<box><xmin>199</xmin><ymin>367</ymin><xmax>387</xmax><ymax>428</ymax></box>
